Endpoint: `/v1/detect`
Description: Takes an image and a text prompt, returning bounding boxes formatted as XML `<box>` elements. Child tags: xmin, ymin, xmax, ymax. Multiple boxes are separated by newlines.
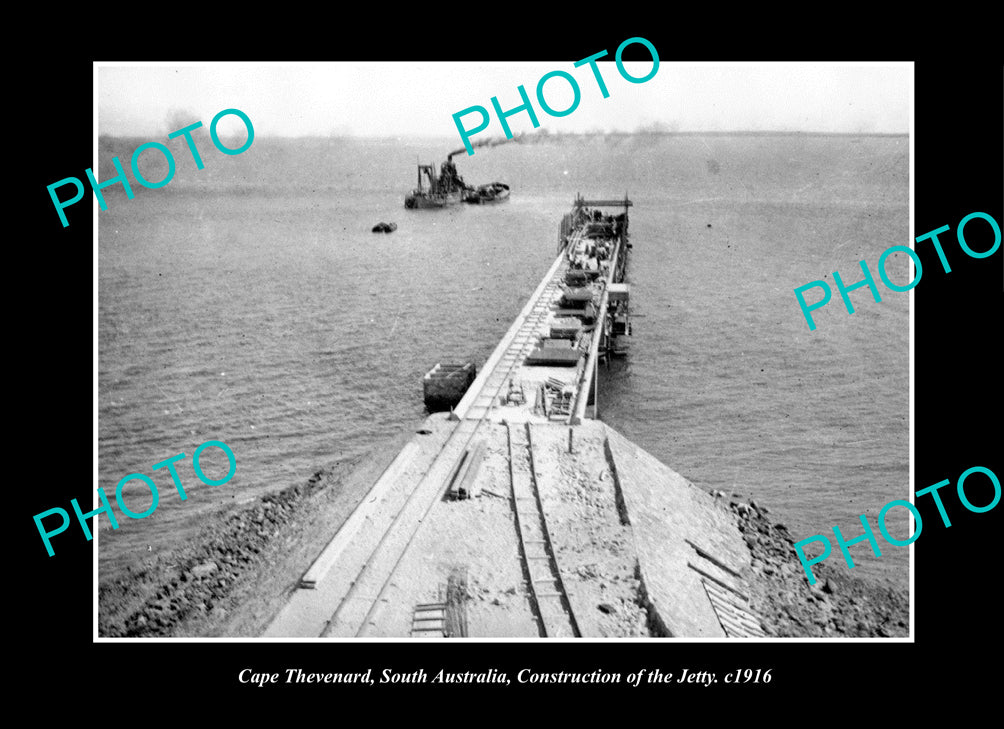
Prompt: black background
<box><xmin>19</xmin><ymin>27</ymin><xmax>1001</xmax><ymax>713</ymax></box>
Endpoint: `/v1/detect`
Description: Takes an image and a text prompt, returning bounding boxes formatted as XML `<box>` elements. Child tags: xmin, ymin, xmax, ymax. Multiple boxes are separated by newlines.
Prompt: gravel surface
<box><xmin>98</xmin><ymin>446</ymin><xmax>387</xmax><ymax>637</ymax></box>
<box><xmin>532</xmin><ymin>424</ymin><xmax>650</xmax><ymax>637</ymax></box>
<box><xmin>729</xmin><ymin>497</ymin><xmax>909</xmax><ymax>637</ymax></box>
<box><xmin>98</xmin><ymin>431</ymin><xmax>909</xmax><ymax>639</ymax></box>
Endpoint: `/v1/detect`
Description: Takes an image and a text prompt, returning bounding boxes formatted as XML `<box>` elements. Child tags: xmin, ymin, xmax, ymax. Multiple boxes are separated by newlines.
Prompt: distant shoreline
<box><xmin>98</xmin><ymin>130</ymin><xmax>910</xmax><ymax>144</ymax></box>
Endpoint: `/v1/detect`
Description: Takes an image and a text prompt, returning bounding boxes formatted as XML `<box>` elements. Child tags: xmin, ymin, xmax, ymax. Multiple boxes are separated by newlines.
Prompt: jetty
<box><xmin>265</xmin><ymin>195</ymin><xmax>765</xmax><ymax>639</ymax></box>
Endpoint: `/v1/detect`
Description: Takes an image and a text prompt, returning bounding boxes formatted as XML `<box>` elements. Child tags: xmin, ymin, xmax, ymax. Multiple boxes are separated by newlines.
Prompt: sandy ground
<box><xmin>98</xmin><ymin>428</ymin><xmax>412</xmax><ymax>637</ymax></box>
<box><xmin>98</xmin><ymin>422</ymin><xmax>907</xmax><ymax>639</ymax></box>
<box><xmin>360</xmin><ymin>423</ymin><xmax>544</xmax><ymax>638</ymax></box>
<box><xmin>353</xmin><ymin>420</ymin><xmax>651</xmax><ymax>638</ymax></box>
<box><xmin>530</xmin><ymin>423</ymin><xmax>649</xmax><ymax>637</ymax></box>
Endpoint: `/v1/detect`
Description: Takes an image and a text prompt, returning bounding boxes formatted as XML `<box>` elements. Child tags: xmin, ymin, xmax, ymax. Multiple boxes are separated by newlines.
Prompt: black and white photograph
<box><xmin>21</xmin><ymin>41</ymin><xmax>1001</xmax><ymax>707</ymax></box>
<box><xmin>87</xmin><ymin>59</ymin><xmax>916</xmax><ymax>642</ymax></box>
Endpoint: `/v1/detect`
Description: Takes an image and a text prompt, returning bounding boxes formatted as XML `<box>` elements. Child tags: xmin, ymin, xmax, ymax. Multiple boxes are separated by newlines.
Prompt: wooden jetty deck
<box><xmin>264</xmin><ymin>196</ymin><xmax>762</xmax><ymax>639</ymax></box>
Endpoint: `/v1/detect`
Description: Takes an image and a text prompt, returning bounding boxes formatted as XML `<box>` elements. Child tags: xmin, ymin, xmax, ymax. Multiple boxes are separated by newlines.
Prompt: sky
<box><xmin>97</xmin><ymin>62</ymin><xmax>912</xmax><ymax>139</ymax></box>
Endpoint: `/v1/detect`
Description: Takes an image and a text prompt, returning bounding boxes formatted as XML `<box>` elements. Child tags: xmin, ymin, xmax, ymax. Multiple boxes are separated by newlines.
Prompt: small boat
<box><xmin>371</xmin><ymin>222</ymin><xmax>397</xmax><ymax>233</ymax></box>
<box><xmin>463</xmin><ymin>182</ymin><xmax>510</xmax><ymax>204</ymax></box>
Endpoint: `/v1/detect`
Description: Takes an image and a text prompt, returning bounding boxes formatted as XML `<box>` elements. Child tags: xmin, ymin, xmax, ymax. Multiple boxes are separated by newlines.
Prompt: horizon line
<box><xmin>98</xmin><ymin>129</ymin><xmax>910</xmax><ymax>140</ymax></box>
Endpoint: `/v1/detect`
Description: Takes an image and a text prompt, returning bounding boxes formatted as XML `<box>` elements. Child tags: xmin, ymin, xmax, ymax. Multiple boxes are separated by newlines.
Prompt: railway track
<box><xmin>463</xmin><ymin>262</ymin><xmax>566</xmax><ymax>421</ymax></box>
<box><xmin>508</xmin><ymin>421</ymin><xmax>581</xmax><ymax>637</ymax></box>
<box><xmin>321</xmin><ymin>263</ymin><xmax>565</xmax><ymax>638</ymax></box>
<box><xmin>266</xmin><ymin>195</ymin><xmax>634</xmax><ymax>639</ymax></box>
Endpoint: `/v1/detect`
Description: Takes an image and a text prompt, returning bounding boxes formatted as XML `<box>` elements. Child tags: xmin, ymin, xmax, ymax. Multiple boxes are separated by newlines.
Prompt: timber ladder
<box><xmin>506</xmin><ymin>421</ymin><xmax>581</xmax><ymax>637</ymax></box>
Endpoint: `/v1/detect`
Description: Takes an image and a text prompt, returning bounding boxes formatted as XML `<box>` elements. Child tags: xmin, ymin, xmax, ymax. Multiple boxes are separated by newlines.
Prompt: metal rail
<box><xmin>570</xmin><ymin>227</ymin><xmax>625</xmax><ymax>424</ymax></box>
<box><xmin>324</xmin><ymin>287</ymin><xmax>561</xmax><ymax>637</ymax></box>
<box><xmin>452</xmin><ymin>252</ymin><xmax>567</xmax><ymax>421</ymax></box>
<box><xmin>507</xmin><ymin>421</ymin><xmax>581</xmax><ymax>638</ymax></box>
<box><xmin>299</xmin><ymin>197</ymin><xmax>630</xmax><ymax>637</ymax></box>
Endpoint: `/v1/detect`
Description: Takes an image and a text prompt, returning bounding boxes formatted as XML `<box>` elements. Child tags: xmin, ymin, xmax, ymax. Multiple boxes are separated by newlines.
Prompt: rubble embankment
<box><xmin>98</xmin><ymin>453</ymin><xmax>371</xmax><ymax>638</ymax></box>
<box><xmin>727</xmin><ymin>496</ymin><xmax>909</xmax><ymax>638</ymax></box>
<box><xmin>98</xmin><ymin>441</ymin><xmax>909</xmax><ymax>639</ymax></box>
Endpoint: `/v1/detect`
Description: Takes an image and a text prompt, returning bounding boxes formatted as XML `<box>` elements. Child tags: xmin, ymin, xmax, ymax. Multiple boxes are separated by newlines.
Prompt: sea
<box><xmin>97</xmin><ymin>132</ymin><xmax>910</xmax><ymax>587</ymax></box>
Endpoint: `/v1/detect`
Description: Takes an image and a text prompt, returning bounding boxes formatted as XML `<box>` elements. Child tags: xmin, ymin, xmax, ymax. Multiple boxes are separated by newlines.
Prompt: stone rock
<box><xmin>191</xmin><ymin>561</ymin><xmax>218</xmax><ymax>578</ymax></box>
<box><xmin>598</xmin><ymin>603</ymin><xmax>615</xmax><ymax>614</ymax></box>
<box><xmin>822</xmin><ymin>578</ymin><xmax>837</xmax><ymax>594</ymax></box>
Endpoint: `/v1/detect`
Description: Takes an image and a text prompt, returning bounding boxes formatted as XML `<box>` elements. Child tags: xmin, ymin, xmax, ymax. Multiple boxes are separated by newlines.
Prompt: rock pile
<box><xmin>99</xmin><ymin>467</ymin><xmax>336</xmax><ymax>637</ymax></box>
<box><xmin>727</xmin><ymin>496</ymin><xmax>908</xmax><ymax>638</ymax></box>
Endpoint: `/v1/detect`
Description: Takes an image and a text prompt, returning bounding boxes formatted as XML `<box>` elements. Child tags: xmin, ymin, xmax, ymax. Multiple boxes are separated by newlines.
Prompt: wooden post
<box><xmin>593</xmin><ymin>346</ymin><xmax>599</xmax><ymax>419</ymax></box>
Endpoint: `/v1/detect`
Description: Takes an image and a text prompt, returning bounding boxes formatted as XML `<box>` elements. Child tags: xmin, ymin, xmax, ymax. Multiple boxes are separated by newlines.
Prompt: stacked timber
<box><xmin>448</xmin><ymin>440</ymin><xmax>486</xmax><ymax>500</ymax></box>
<box><xmin>564</xmin><ymin>269</ymin><xmax>599</xmax><ymax>286</ymax></box>
<box><xmin>549</xmin><ymin>318</ymin><xmax>583</xmax><ymax>339</ymax></box>
<box><xmin>525</xmin><ymin>347</ymin><xmax>581</xmax><ymax>367</ymax></box>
